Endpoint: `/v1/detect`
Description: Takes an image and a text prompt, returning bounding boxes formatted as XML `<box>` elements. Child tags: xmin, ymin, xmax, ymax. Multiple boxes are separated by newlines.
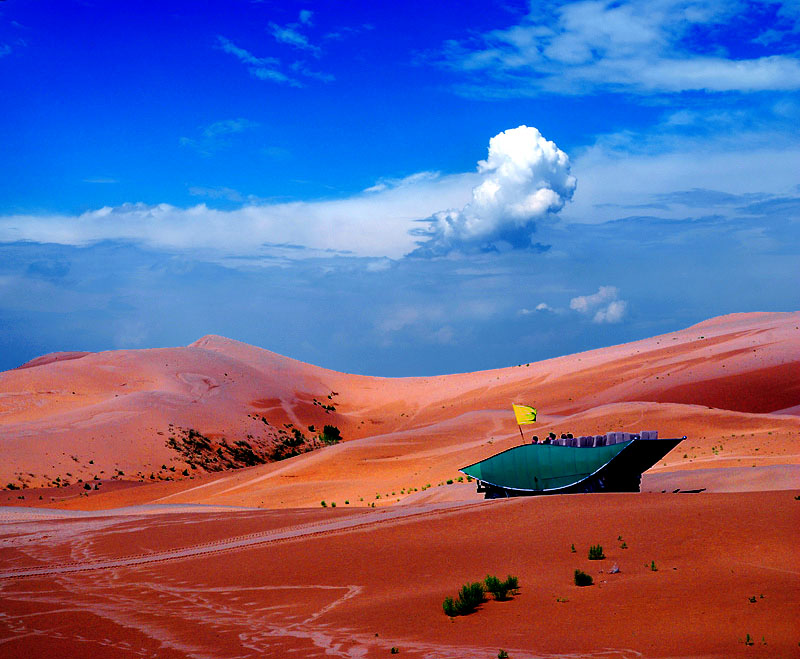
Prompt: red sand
<box><xmin>1</xmin><ymin>311</ymin><xmax>798</xmax><ymax>508</ymax></box>
<box><xmin>1</xmin><ymin>311</ymin><xmax>799</xmax><ymax>657</ymax></box>
<box><xmin>1</xmin><ymin>492</ymin><xmax>798</xmax><ymax>658</ymax></box>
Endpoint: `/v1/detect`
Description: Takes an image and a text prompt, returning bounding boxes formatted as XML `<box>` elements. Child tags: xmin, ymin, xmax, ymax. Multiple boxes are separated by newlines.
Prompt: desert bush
<box><xmin>588</xmin><ymin>544</ymin><xmax>605</xmax><ymax>560</ymax></box>
<box><xmin>574</xmin><ymin>569</ymin><xmax>593</xmax><ymax>587</ymax></box>
<box><xmin>485</xmin><ymin>575</ymin><xmax>519</xmax><ymax>601</ymax></box>
<box><xmin>319</xmin><ymin>425</ymin><xmax>342</xmax><ymax>445</ymax></box>
<box><xmin>457</xmin><ymin>581</ymin><xmax>486</xmax><ymax>612</ymax></box>
<box><xmin>442</xmin><ymin>597</ymin><xmax>458</xmax><ymax>617</ymax></box>
<box><xmin>649</xmin><ymin>560</ymin><xmax>658</xmax><ymax>572</ymax></box>
<box><xmin>442</xmin><ymin>581</ymin><xmax>486</xmax><ymax>616</ymax></box>
<box><xmin>498</xmin><ymin>651</ymin><xmax>509</xmax><ymax>658</ymax></box>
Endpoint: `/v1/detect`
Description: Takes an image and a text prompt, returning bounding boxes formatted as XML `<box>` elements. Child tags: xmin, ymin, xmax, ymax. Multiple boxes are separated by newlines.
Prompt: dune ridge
<box><xmin>0</xmin><ymin>311</ymin><xmax>798</xmax><ymax>509</ymax></box>
<box><xmin>1</xmin><ymin>312</ymin><xmax>799</xmax><ymax>658</ymax></box>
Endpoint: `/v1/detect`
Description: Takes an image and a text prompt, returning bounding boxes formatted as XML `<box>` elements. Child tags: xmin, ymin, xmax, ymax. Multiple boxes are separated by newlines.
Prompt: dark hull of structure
<box><xmin>463</xmin><ymin>437</ymin><xmax>685</xmax><ymax>498</ymax></box>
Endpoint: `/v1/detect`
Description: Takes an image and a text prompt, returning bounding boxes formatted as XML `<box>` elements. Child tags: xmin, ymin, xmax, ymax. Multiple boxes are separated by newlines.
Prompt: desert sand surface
<box><xmin>1</xmin><ymin>311</ymin><xmax>799</xmax><ymax>657</ymax></box>
<box><xmin>1</xmin><ymin>311</ymin><xmax>798</xmax><ymax>509</ymax></box>
<box><xmin>1</xmin><ymin>492</ymin><xmax>798</xmax><ymax>658</ymax></box>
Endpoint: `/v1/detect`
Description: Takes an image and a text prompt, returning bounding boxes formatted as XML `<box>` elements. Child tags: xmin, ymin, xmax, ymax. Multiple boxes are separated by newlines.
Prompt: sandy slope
<box><xmin>1</xmin><ymin>312</ymin><xmax>799</xmax><ymax>659</ymax></box>
<box><xmin>0</xmin><ymin>312</ymin><xmax>798</xmax><ymax>508</ymax></box>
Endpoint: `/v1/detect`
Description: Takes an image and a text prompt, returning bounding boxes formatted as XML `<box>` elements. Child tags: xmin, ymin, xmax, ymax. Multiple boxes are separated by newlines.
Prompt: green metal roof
<box><xmin>460</xmin><ymin>442</ymin><xmax>631</xmax><ymax>492</ymax></box>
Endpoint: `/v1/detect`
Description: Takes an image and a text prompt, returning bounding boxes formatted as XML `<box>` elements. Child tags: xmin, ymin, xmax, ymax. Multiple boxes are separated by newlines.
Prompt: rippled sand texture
<box><xmin>1</xmin><ymin>492</ymin><xmax>798</xmax><ymax>658</ymax></box>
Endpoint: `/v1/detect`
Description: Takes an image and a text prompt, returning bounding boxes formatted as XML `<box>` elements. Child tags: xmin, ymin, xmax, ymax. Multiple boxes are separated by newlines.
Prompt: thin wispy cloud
<box><xmin>217</xmin><ymin>35</ymin><xmax>300</xmax><ymax>86</ymax></box>
<box><xmin>180</xmin><ymin>118</ymin><xmax>260</xmax><ymax>155</ymax></box>
<box><xmin>188</xmin><ymin>186</ymin><xmax>245</xmax><ymax>202</ymax></box>
<box><xmin>0</xmin><ymin>172</ymin><xmax>475</xmax><ymax>260</ymax></box>
<box><xmin>269</xmin><ymin>21</ymin><xmax>320</xmax><ymax>56</ymax></box>
<box><xmin>439</xmin><ymin>0</ymin><xmax>800</xmax><ymax>97</ymax></box>
<box><xmin>218</xmin><ymin>10</ymin><xmax>333</xmax><ymax>86</ymax></box>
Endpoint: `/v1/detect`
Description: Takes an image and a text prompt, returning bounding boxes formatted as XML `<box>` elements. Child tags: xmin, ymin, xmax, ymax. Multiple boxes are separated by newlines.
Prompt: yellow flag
<box><xmin>512</xmin><ymin>403</ymin><xmax>537</xmax><ymax>425</ymax></box>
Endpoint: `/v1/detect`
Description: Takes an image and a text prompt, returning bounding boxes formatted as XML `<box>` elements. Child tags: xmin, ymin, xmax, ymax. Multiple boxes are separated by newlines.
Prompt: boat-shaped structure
<box><xmin>460</xmin><ymin>431</ymin><xmax>685</xmax><ymax>498</ymax></box>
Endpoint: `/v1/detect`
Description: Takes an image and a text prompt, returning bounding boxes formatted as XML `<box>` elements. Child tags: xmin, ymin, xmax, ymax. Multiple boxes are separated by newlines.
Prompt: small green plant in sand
<box><xmin>649</xmin><ymin>560</ymin><xmax>658</xmax><ymax>571</ymax></box>
<box><xmin>588</xmin><ymin>544</ymin><xmax>605</xmax><ymax>560</ymax></box>
<box><xmin>497</xmin><ymin>651</ymin><xmax>509</xmax><ymax>659</ymax></box>
<box><xmin>570</xmin><ymin>543</ymin><xmax>576</xmax><ymax>553</ymax></box>
<box><xmin>574</xmin><ymin>569</ymin><xmax>593</xmax><ymax>587</ymax></box>
<box><xmin>744</xmin><ymin>633</ymin><xmax>754</xmax><ymax>646</ymax></box>
<box><xmin>621</xmin><ymin>541</ymin><xmax>628</xmax><ymax>549</ymax></box>
<box><xmin>320</xmin><ymin>500</ymin><xmax>327</xmax><ymax>507</ymax></box>
<box><xmin>390</xmin><ymin>647</ymin><xmax>399</xmax><ymax>654</ymax></box>
<box><xmin>484</xmin><ymin>575</ymin><xmax>519</xmax><ymax>601</ymax></box>
<box><xmin>442</xmin><ymin>581</ymin><xmax>486</xmax><ymax>616</ymax></box>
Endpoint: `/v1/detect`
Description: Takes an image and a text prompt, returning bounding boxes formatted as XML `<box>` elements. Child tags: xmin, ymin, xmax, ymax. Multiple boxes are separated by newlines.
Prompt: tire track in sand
<box><xmin>0</xmin><ymin>500</ymin><xmax>489</xmax><ymax>580</ymax></box>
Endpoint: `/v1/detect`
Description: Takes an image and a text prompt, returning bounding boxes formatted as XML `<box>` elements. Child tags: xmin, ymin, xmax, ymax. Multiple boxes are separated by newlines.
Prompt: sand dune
<box><xmin>0</xmin><ymin>311</ymin><xmax>798</xmax><ymax>509</ymax></box>
<box><xmin>1</xmin><ymin>312</ymin><xmax>799</xmax><ymax>658</ymax></box>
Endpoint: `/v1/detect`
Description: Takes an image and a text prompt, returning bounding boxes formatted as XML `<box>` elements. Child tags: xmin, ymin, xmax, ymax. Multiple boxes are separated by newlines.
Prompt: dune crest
<box><xmin>0</xmin><ymin>311</ymin><xmax>798</xmax><ymax>508</ymax></box>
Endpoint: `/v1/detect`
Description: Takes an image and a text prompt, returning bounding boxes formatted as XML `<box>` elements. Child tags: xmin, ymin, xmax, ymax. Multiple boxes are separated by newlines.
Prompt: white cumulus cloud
<box><xmin>570</xmin><ymin>285</ymin><xmax>627</xmax><ymax>323</ymax></box>
<box><xmin>415</xmin><ymin>125</ymin><xmax>576</xmax><ymax>254</ymax></box>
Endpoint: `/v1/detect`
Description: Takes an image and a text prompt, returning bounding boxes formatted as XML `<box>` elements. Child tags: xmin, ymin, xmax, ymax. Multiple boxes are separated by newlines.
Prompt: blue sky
<box><xmin>1</xmin><ymin>0</ymin><xmax>798</xmax><ymax>375</ymax></box>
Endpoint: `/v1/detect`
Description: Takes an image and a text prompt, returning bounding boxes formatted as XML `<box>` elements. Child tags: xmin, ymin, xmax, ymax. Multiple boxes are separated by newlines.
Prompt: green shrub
<box><xmin>570</xmin><ymin>543</ymin><xmax>576</xmax><ymax>553</ymax></box>
<box><xmin>588</xmin><ymin>544</ymin><xmax>605</xmax><ymax>560</ymax></box>
<box><xmin>390</xmin><ymin>648</ymin><xmax>399</xmax><ymax>654</ymax></box>
<box><xmin>574</xmin><ymin>569</ymin><xmax>593</xmax><ymax>587</ymax></box>
<box><xmin>497</xmin><ymin>651</ymin><xmax>509</xmax><ymax>659</ymax></box>
<box><xmin>442</xmin><ymin>581</ymin><xmax>486</xmax><ymax>616</ymax></box>
<box><xmin>319</xmin><ymin>425</ymin><xmax>342</xmax><ymax>445</ymax></box>
<box><xmin>485</xmin><ymin>574</ymin><xmax>519</xmax><ymax>601</ymax></box>
<box><xmin>320</xmin><ymin>500</ymin><xmax>327</xmax><ymax>507</ymax></box>
<box><xmin>457</xmin><ymin>581</ymin><xmax>486</xmax><ymax>612</ymax></box>
<box><xmin>650</xmin><ymin>560</ymin><xmax>658</xmax><ymax>572</ymax></box>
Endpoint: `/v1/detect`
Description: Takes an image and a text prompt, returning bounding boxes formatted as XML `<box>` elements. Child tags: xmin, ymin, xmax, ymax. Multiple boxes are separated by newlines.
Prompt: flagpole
<box><xmin>518</xmin><ymin>424</ymin><xmax>525</xmax><ymax>443</ymax></box>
